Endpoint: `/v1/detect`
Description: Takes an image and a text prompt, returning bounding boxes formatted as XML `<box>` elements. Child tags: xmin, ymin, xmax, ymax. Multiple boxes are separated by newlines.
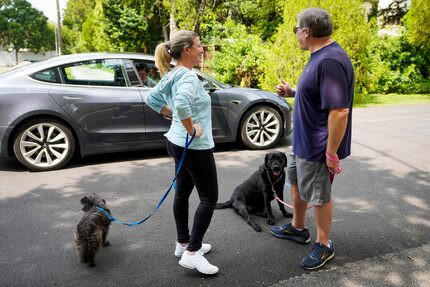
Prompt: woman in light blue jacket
<box><xmin>145</xmin><ymin>30</ymin><xmax>219</xmax><ymax>275</ymax></box>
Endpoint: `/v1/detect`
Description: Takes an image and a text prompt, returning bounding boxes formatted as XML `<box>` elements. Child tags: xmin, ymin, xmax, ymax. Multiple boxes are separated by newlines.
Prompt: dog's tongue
<box><xmin>273</xmin><ymin>170</ymin><xmax>281</xmax><ymax>177</ymax></box>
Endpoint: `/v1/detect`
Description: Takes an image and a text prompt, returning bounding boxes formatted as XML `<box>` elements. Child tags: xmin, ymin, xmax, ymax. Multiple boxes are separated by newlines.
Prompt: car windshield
<box><xmin>193</xmin><ymin>69</ymin><xmax>231</xmax><ymax>89</ymax></box>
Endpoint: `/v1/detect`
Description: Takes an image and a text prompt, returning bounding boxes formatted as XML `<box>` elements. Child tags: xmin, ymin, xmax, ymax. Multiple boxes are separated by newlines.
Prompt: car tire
<box><xmin>240</xmin><ymin>106</ymin><xmax>282</xmax><ymax>150</ymax></box>
<box><xmin>13</xmin><ymin>118</ymin><xmax>75</xmax><ymax>171</ymax></box>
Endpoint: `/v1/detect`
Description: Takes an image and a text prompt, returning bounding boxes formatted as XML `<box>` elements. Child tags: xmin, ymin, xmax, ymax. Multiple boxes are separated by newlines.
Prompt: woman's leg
<box><xmin>167</xmin><ymin>142</ymin><xmax>194</xmax><ymax>244</ymax></box>
<box><xmin>185</xmin><ymin>150</ymin><xmax>218</xmax><ymax>252</ymax></box>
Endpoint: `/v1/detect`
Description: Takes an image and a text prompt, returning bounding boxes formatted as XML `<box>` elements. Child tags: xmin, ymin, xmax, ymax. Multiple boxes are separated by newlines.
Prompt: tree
<box><xmin>261</xmin><ymin>0</ymin><xmax>371</xmax><ymax>102</ymax></box>
<box><xmin>103</xmin><ymin>0</ymin><xmax>168</xmax><ymax>53</ymax></box>
<box><xmin>62</xmin><ymin>0</ymin><xmax>96</xmax><ymax>53</ymax></box>
<box><xmin>219</xmin><ymin>0</ymin><xmax>284</xmax><ymax>41</ymax></box>
<box><xmin>0</xmin><ymin>0</ymin><xmax>54</xmax><ymax>64</ymax></box>
<box><xmin>162</xmin><ymin>0</ymin><xmax>283</xmax><ymax>42</ymax></box>
<box><xmin>404</xmin><ymin>0</ymin><xmax>430</xmax><ymax>49</ymax></box>
<box><xmin>208</xmin><ymin>19</ymin><xmax>267</xmax><ymax>87</ymax></box>
<box><xmin>162</xmin><ymin>0</ymin><xmax>215</xmax><ymax>37</ymax></box>
<box><xmin>81</xmin><ymin>0</ymin><xmax>111</xmax><ymax>51</ymax></box>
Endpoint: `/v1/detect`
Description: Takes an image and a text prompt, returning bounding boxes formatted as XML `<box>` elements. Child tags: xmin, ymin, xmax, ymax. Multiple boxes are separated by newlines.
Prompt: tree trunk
<box><xmin>15</xmin><ymin>49</ymin><xmax>19</xmax><ymax>65</ymax></box>
<box><xmin>169</xmin><ymin>13</ymin><xmax>178</xmax><ymax>39</ymax></box>
<box><xmin>194</xmin><ymin>0</ymin><xmax>206</xmax><ymax>34</ymax></box>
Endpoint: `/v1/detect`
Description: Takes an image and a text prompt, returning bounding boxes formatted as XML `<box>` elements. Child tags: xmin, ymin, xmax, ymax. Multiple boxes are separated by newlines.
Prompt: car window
<box><xmin>60</xmin><ymin>59</ymin><xmax>127</xmax><ymax>87</ymax></box>
<box><xmin>133</xmin><ymin>60</ymin><xmax>161</xmax><ymax>87</ymax></box>
<box><xmin>123</xmin><ymin>60</ymin><xmax>141</xmax><ymax>87</ymax></box>
<box><xmin>30</xmin><ymin>68</ymin><xmax>61</xmax><ymax>83</ymax></box>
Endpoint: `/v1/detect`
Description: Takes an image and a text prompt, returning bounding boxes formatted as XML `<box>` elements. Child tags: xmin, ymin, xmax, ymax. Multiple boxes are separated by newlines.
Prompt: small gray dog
<box><xmin>75</xmin><ymin>194</ymin><xmax>111</xmax><ymax>267</ymax></box>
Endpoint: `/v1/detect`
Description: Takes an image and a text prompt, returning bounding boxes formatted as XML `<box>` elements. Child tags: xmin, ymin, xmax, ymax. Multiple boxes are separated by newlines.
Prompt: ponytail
<box><xmin>154</xmin><ymin>42</ymin><xmax>172</xmax><ymax>76</ymax></box>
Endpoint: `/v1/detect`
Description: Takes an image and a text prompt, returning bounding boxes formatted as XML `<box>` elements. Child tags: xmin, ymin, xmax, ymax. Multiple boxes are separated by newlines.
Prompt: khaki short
<box><xmin>287</xmin><ymin>154</ymin><xmax>332</xmax><ymax>205</ymax></box>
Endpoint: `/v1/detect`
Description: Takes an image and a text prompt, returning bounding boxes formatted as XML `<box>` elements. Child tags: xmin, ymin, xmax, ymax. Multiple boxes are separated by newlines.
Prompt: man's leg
<box><xmin>291</xmin><ymin>183</ymin><xmax>308</xmax><ymax>229</ymax></box>
<box><xmin>314</xmin><ymin>201</ymin><xmax>333</xmax><ymax>246</ymax></box>
<box><xmin>270</xmin><ymin>179</ymin><xmax>310</xmax><ymax>244</ymax></box>
<box><xmin>300</xmin><ymin>200</ymin><xmax>334</xmax><ymax>270</ymax></box>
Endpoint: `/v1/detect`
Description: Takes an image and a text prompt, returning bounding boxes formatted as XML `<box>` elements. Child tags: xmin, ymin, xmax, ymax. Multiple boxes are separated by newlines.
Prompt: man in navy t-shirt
<box><xmin>270</xmin><ymin>7</ymin><xmax>354</xmax><ymax>270</ymax></box>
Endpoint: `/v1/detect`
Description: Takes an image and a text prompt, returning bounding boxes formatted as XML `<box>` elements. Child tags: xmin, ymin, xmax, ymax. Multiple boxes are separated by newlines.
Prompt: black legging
<box><xmin>166</xmin><ymin>141</ymin><xmax>219</xmax><ymax>252</ymax></box>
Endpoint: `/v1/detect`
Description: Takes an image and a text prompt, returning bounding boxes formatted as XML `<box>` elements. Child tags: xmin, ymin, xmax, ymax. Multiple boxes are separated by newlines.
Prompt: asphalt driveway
<box><xmin>0</xmin><ymin>104</ymin><xmax>429</xmax><ymax>287</ymax></box>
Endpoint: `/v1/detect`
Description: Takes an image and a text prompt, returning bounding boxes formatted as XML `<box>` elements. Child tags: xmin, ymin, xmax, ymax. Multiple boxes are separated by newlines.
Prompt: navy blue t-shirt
<box><xmin>292</xmin><ymin>41</ymin><xmax>354</xmax><ymax>162</ymax></box>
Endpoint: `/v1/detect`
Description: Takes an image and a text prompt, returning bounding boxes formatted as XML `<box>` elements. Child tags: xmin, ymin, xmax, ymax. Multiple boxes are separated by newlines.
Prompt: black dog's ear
<box><xmin>80</xmin><ymin>196</ymin><xmax>90</xmax><ymax>206</ymax></box>
<box><xmin>265</xmin><ymin>153</ymin><xmax>269</xmax><ymax>167</ymax></box>
<box><xmin>282</xmin><ymin>152</ymin><xmax>288</xmax><ymax>167</ymax></box>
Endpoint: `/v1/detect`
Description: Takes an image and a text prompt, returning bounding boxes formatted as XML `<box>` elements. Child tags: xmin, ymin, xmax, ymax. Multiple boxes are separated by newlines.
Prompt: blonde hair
<box><xmin>154</xmin><ymin>30</ymin><xmax>198</xmax><ymax>76</ymax></box>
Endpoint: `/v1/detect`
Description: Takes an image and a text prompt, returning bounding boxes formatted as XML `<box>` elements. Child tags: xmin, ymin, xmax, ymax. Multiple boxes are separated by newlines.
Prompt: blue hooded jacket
<box><xmin>145</xmin><ymin>67</ymin><xmax>214</xmax><ymax>150</ymax></box>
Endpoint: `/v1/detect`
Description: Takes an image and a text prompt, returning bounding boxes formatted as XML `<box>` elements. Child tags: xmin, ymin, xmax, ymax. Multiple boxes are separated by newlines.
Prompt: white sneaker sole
<box><xmin>178</xmin><ymin>259</ymin><xmax>219</xmax><ymax>275</ymax></box>
<box><xmin>178</xmin><ymin>260</ymin><xmax>195</xmax><ymax>270</ymax></box>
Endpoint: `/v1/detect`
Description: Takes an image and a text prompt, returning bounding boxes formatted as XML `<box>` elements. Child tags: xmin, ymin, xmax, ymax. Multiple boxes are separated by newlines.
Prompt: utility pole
<box><xmin>56</xmin><ymin>0</ymin><xmax>62</xmax><ymax>56</ymax></box>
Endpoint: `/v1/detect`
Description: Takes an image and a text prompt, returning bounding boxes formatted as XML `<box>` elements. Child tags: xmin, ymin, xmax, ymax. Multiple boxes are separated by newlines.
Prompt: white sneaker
<box><xmin>178</xmin><ymin>250</ymin><xmax>219</xmax><ymax>275</ymax></box>
<box><xmin>174</xmin><ymin>242</ymin><xmax>211</xmax><ymax>257</ymax></box>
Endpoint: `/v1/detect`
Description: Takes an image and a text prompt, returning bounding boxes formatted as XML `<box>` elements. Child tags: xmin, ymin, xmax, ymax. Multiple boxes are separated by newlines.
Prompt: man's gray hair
<box><xmin>298</xmin><ymin>8</ymin><xmax>332</xmax><ymax>38</ymax></box>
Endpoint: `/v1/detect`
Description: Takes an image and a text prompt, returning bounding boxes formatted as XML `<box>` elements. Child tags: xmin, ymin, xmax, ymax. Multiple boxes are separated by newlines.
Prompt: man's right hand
<box><xmin>276</xmin><ymin>79</ymin><xmax>295</xmax><ymax>97</ymax></box>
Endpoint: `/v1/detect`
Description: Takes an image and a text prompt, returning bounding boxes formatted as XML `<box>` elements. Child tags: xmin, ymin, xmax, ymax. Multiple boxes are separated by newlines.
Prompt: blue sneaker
<box><xmin>270</xmin><ymin>223</ymin><xmax>311</xmax><ymax>244</ymax></box>
<box><xmin>300</xmin><ymin>240</ymin><xmax>334</xmax><ymax>270</ymax></box>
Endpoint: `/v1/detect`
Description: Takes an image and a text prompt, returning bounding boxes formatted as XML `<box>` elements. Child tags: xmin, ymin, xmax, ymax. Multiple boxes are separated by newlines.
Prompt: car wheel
<box><xmin>13</xmin><ymin>118</ymin><xmax>75</xmax><ymax>171</ymax></box>
<box><xmin>240</xmin><ymin>106</ymin><xmax>282</xmax><ymax>150</ymax></box>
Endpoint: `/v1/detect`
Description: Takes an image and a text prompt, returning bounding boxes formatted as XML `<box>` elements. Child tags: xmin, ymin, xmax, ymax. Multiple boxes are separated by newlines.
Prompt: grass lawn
<box><xmin>284</xmin><ymin>94</ymin><xmax>430</xmax><ymax>107</ymax></box>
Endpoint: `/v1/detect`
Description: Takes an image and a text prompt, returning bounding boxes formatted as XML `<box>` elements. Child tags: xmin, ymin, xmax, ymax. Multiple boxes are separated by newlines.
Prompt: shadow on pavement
<box><xmin>0</xmin><ymin>134</ymin><xmax>429</xmax><ymax>286</ymax></box>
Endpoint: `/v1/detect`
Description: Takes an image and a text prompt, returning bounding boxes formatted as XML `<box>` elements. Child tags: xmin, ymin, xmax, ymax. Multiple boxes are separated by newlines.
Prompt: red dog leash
<box><xmin>326</xmin><ymin>152</ymin><xmax>342</xmax><ymax>183</ymax></box>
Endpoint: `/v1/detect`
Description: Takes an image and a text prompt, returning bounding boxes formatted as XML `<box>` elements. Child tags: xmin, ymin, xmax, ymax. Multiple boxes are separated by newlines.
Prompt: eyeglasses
<box><xmin>293</xmin><ymin>25</ymin><xmax>303</xmax><ymax>34</ymax></box>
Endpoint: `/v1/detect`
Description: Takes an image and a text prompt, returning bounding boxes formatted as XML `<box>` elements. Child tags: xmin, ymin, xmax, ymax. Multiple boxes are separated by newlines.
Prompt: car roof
<box><xmin>0</xmin><ymin>52</ymin><xmax>232</xmax><ymax>89</ymax></box>
<box><xmin>0</xmin><ymin>52</ymin><xmax>156</xmax><ymax>78</ymax></box>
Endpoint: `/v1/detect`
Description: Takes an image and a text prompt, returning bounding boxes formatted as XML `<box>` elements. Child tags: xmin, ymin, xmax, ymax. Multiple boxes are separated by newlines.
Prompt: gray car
<box><xmin>0</xmin><ymin>53</ymin><xmax>292</xmax><ymax>171</ymax></box>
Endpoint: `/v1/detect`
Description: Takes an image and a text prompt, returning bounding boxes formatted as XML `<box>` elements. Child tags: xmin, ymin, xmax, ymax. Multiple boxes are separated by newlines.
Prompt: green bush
<box><xmin>207</xmin><ymin>20</ymin><xmax>267</xmax><ymax>88</ymax></box>
<box><xmin>366</xmin><ymin>34</ymin><xmax>430</xmax><ymax>94</ymax></box>
<box><xmin>261</xmin><ymin>0</ymin><xmax>371</xmax><ymax>104</ymax></box>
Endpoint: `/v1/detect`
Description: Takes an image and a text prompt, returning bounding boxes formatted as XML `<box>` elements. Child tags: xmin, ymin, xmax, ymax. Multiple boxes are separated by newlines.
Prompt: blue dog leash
<box><xmin>98</xmin><ymin>129</ymin><xmax>196</xmax><ymax>227</ymax></box>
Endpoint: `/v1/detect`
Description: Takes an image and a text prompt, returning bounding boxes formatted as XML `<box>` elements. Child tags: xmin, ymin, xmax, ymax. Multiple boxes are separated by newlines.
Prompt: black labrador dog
<box><xmin>216</xmin><ymin>151</ymin><xmax>292</xmax><ymax>232</ymax></box>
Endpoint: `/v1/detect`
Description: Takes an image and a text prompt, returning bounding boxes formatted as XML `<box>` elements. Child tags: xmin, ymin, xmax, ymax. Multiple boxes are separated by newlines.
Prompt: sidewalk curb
<box><xmin>271</xmin><ymin>243</ymin><xmax>430</xmax><ymax>287</ymax></box>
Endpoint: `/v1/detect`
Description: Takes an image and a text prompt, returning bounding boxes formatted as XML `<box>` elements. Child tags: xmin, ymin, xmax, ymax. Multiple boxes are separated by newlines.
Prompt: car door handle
<box><xmin>229</xmin><ymin>100</ymin><xmax>241</xmax><ymax>105</ymax></box>
<box><xmin>62</xmin><ymin>96</ymin><xmax>83</xmax><ymax>100</ymax></box>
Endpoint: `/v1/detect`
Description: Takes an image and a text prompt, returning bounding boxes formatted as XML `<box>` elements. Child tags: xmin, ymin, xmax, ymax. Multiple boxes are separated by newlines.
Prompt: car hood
<box><xmin>220</xmin><ymin>86</ymin><xmax>288</xmax><ymax>106</ymax></box>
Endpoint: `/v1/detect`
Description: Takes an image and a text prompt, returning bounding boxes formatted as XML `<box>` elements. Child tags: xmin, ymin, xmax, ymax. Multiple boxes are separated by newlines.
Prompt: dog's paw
<box><xmin>102</xmin><ymin>241</ymin><xmax>110</xmax><ymax>247</ymax></box>
<box><xmin>252</xmin><ymin>224</ymin><xmax>263</xmax><ymax>232</ymax></box>
<box><xmin>267</xmin><ymin>218</ymin><xmax>275</xmax><ymax>226</ymax></box>
<box><xmin>282</xmin><ymin>211</ymin><xmax>293</xmax><ymax>218</ymax></box>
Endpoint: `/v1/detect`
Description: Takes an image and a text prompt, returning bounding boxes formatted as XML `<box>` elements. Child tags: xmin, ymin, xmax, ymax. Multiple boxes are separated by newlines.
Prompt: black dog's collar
<box><xmin>265</xmin><ymin>167</ymin><xmax>282</xmax><ymax>194</ymax></box>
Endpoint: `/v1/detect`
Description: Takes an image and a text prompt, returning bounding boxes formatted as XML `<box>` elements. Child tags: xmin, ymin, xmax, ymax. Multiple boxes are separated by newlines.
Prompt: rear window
<box><xmin>30</xmin><ymin>68</ymin><xmax>61</xmax><ymax>83</ymax></box>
